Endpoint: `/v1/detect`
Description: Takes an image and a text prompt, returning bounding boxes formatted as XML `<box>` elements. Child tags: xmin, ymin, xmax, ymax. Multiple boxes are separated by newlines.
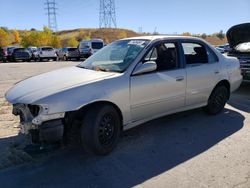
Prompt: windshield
<box><xmin>68</xmin><ymin>48</ymin><xmax>77</xmax><ymax>51</ymax></box>
<box><xmin>78</xmin><ymin>39</ymin><xmax>149</xmax><ymax>73</ymax></box>
<box><xmin>42</xmin><ymin>47</ymin><xmax>54</xmax><ymax>51</ymax></box>
<box><xmin>14</xmin><ymin>48</ymin><xmax>26</xmax><ymax>52</ymax></box>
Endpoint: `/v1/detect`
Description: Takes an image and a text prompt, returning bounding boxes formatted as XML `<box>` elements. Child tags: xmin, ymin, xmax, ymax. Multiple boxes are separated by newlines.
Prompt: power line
<box><xmin>99</xmin><ymin>0</ymin><xmax>117</xmax><ymax>28</ymax></box>
<box><xmin>45</xmin><ymin>0</ymin><xmax>58</xmax><ymax>31</ymax></box>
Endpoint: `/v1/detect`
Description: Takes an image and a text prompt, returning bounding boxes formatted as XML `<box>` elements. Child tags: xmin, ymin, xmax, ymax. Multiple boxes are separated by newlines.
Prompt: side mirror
<box><xmin>132</xmin><ymin>61</ymin><xmax>157</xmax><ymax>76</ymax></box>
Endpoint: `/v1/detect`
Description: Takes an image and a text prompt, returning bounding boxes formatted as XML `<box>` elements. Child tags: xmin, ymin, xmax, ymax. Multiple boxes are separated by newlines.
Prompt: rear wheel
<box><xmin>63</xmin><ymin>55</ymin><xmax>68</xmax><ymax>61</ymax></box>
<box><xmin>38</xmin><ymin>56</ymin><xmax>43</xmax><ymax>62</ymax></box>
<box><xmin>80</xmin><ymin>104</ymin><xmax>121</xmax><ymax>155</ymax></box>
<box><xmin>204</xmin><ymin>85</ymin><xmax>229</xmax><ymax>115</ymax></box>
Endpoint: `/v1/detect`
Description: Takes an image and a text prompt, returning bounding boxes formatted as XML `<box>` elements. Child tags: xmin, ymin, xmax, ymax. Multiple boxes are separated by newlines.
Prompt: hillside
<box><xmin>56</xmin><ymin>28</ymin><xmax>140</xmax><ymax>44</ymax></box>
<box><xmin>56</xmin><ymin>28</ymin><xmax>227</xmax><ymax>46</ymax></box>
<box><xmin>3</xmin><ymin>28</ymin><xmax>228</xmax><ymax>47</ymax></box>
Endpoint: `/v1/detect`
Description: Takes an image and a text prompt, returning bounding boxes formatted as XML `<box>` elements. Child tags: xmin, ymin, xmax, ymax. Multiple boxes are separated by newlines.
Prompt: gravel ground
<box><xmin>0</xmin><ymin>61</ymin><xmax>249</xmax><ymax>188</ymax></box>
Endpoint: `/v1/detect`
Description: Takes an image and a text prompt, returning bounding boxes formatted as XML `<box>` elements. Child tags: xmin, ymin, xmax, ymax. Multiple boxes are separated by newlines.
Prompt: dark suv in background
<box><xmin>8</xmin><ymin>48</ymin><xmax>31</xmax><ymax>62</ymax></box>
<box><xmin>57</xmin><ymin>47</ymin><xmax>80</xmax><ymax>61</ymax></box>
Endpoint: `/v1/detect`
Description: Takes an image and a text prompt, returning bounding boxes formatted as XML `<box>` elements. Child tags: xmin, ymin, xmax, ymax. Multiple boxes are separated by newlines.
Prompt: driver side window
<box><xmin>143</xmin><ymin>42</ymin><xmax>178</xmax><ymax>71</ymax></box>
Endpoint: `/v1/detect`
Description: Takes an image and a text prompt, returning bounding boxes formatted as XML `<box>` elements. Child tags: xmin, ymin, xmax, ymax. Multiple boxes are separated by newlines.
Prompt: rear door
<box><xmin>130</xmin><ymin>41</ymin><xmax>186</xmax><ymax>121</ymax></box>
<box><xmin>181</xmin><ymin>41</ymin><xmax>221</xmax><ymax>106</ymax></box>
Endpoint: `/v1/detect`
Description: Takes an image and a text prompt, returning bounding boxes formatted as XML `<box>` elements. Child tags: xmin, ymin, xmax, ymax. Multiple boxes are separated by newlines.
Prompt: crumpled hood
<box><xmin>227</xmin><ymin>23</ymin><xmax>250</xmax><ymax>48</ymax></box>
<box><xmin>5</xmin><ymin>66</ymin><xmax>117</xmax><ymax>104</ymax></box>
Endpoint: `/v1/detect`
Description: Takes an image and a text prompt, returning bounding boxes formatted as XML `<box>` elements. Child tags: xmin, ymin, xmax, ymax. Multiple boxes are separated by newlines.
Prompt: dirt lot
<box><xmin>0</xmin><ymin>62</ymin><xmax>249</xmax><ymax>188</ymax></box>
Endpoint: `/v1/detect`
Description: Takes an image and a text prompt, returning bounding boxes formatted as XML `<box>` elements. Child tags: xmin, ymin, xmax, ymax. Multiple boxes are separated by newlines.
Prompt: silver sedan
<box><xmin>5</xmin><ymin>36</ymin><xmax>242</xmax><ymax>155</ymax></box>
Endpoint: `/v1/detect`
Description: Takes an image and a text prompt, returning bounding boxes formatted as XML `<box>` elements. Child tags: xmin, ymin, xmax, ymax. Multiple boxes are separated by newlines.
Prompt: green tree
<box><xmin>0</xmin><ymin>28</ymin><xmax>10</xmax><ymax>47</ymax></box>
<box><xmin>216</xmin><ymin>30</ymin><xmax>225</xmax><ymax>40</ymax></box>
<box><xmin>21</xmin><ymin>26</ymin><xmax>56</xmax><ymax>47</ymax></box>
<box><xmin>50</xmin><ymin>35</ymin><xmax>62</xmax><ymax>48</ymax></box>
<box><xmin>12</xmin><ymin>29</ymin><xmax>20</xmax><ymax>44</ymax></box>
<box><xmin>77</xmin><ymin>29</ymin><xmax>91</xmax><ymax>41</ymax></box>
<box><xmin>182</xmin><ymin>32</ymin><xmax>191</xmax><ymax>36</ymax></box>
<box><xmin>201</xmin><ymin>33</ymin><xmax>207</xmax><ymax>39</ymax></box>
<box><xmin>66</xmin><ymin>37</ymin><xmax>78</xmax><ymax>47</ymax></box>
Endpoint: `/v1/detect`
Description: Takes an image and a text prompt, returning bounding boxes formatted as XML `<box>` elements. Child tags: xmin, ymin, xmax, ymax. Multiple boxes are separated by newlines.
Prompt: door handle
<box><xmin>176</xmin><ymin>76</ymin><xmax>184</xmax><ymax>81</ymax></box>
<box><xmin>214</xmin><ymin>70</ymin><xmax>220</xmax><ymax>74</ymax></box>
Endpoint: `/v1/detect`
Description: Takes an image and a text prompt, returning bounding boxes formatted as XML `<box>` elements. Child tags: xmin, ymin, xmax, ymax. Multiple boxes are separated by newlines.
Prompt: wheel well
<box><xmin>214</xmin><ymin>80</ymin><xmax>230</xmax><ymax>99</ymax></box>
<box><xmin>65</xmin><ymin>101</ymin><xmax>123</xmax><ymax>129</ymax></box>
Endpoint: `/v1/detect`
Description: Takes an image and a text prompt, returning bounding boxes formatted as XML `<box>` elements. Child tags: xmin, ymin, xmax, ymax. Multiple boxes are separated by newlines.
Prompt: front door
<box><xmin>130</xmin><ymin>42</ymin><xmax>186</xmax><ymax>122</ymax></box>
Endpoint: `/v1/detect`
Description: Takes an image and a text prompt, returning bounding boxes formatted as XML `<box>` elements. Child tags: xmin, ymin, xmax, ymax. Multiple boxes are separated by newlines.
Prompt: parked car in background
<box><xmin>217</xmin><ymin>44</ymin><xmax>231</xmax><ymax>53</ymax></box>
<box><xmin>215</xmin><ymin>46</ymin><xmax>226</xmax><ymax>54</ymax></box>
<box><xmin>5</xmin><ymin>36</ymin><xmax>242</xmax><ymax>156</ymax></box>
<box><xmin>2</xmin><ymin>46</ymin><xmax>17</xmax><ymax>61</ymax></box>
<box><xmin>34</xmin><ymin>46</ymin><xmax>57</xmax><ymax>62</ymax></box>
<box><xmin>0</xmin><ymin>47</ymin><xmax>7</xmax><ymax>62</ymax></box>
<box><xmin>227</xmin><ymin>23</ymin><xmax>250</xmax><ymax>82</ymax></box>
<box><xmin>8</xmin><ymin>48</ymin><xmax>31</xmax><ymax>62</ymax></box>
<box><xmin>57</xmin><ymin>47</ymin><xmax>80</xmax><ymax>61</ymax></box>
<box><xmin>27</xmin><ymin>47</ymin><xmax>38</xmax><ymax>61</ymax></box>
<box><xmin>78</xmin><ymin>39</ymin><xmax>104</xmax><ymax>58</ymax></box>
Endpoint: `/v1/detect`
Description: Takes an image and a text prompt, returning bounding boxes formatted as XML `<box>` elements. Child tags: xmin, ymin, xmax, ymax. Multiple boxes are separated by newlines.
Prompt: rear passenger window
<box><xmin>182</xmin><ymin>43</ymin><xmax>208</xmax><ymax>64</ymax></box>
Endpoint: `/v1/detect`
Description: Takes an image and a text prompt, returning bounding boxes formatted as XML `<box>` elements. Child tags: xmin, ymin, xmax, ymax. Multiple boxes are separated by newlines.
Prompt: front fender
<box><xmin>34</xmin><ymin>76</ymin><xmax>131</xmax><ymax>124</ymax></box>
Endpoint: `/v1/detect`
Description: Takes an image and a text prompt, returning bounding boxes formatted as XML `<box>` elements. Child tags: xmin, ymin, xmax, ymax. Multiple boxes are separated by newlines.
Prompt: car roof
<box><xmin>80</xmin><ymin>39</ymin><xmax>104</xmax><ymax>43</ymax></box>
<box><xmin>122</xmin><ymin>35</ymin><xmax>201</xmax><ymax>42</ymax></box>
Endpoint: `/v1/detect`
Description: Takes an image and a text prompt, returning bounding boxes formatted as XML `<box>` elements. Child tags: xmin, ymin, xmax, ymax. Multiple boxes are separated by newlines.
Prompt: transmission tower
<box><xmin>99</xmin><ymin>0</ymin><xmax>117</xmax><ymax>28</ymax></box>
<box><xmin>45</xmin><ymin>0</ymin><xmax>58</xmax><ymax>31</ymax></box>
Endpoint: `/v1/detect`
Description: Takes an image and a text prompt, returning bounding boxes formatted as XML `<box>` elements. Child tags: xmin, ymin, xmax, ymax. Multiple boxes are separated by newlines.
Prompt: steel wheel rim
<box><xmin>98</xmin><ymin>113</ymin><xmax>116</xmax><ymax>146</ymax></box>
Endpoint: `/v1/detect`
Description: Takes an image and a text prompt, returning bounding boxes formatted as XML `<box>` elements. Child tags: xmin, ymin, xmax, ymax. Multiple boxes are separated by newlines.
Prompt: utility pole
<box><xmin>99</xmin><ymin>0</ymin><xmax>117</xmax><ymax>28</ymax></box>
<box><xmin>45</xmin><ymin>0</ymin><xmax>58</xmax><ymax>31</ymax></box>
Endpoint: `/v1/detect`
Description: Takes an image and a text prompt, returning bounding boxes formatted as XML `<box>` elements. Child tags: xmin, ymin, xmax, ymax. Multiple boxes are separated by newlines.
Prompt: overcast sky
<box><xmin>0</xmin><ymin>0</ymin><xmax>250</xmax><ymax>34</ymax></box>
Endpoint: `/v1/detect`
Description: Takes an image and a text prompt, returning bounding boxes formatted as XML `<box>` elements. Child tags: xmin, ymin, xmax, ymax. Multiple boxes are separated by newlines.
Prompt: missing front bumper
<box><xmin>13</xmin><ymin>104</ymin><xmax>65</xmax><ymax>143</ymax></box>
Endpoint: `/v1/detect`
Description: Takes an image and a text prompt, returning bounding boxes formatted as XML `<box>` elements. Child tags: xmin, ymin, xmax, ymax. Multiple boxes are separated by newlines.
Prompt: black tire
<box><xmin>63</xmin><ymin>55</ymin><xmax>67</xmax><ymax>61</ymax></box>
<box><xmin>205</xmin><ymin>85</ymin><xmax>229</xmax><ymax>115</ymax></box>
<box><xmin>11</xmin><ymin>57</ymin><xmax>16</xmax><ymax>62</ymax></box>
<box><xmin>38</xmin><ymin>56</ymin><xmax>43</xmax><ymax>62</ymax></box>
<box><xmin>80</xmin><ymin>104</ymin><xmax>121</xmax><ymax>155</ymax></box>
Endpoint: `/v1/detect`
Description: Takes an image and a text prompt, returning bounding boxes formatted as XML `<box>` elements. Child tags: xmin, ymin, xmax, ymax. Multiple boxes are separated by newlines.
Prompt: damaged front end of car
<box><xmin>12</xmin><ymin>104</ymin><xmax>65</xmax><ymax>144</ymax></box>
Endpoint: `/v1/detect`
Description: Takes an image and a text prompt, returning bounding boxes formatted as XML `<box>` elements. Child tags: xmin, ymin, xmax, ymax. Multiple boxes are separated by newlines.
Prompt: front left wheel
<box><xmin>80</xmin><ymin>104</ymin><xmax>121</xmax><ymax>155</ymax></box>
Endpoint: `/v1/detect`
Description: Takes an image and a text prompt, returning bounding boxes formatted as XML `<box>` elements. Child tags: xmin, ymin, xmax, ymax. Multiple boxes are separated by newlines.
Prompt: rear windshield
<box><xmin>68</xmin><ymin>48</ymin><xmax>77</xmax><ymax>51</ymax></box>
<box><xmin>92</xmin><ymin>42</ymin><xmax>103</xmax><ymax>49</ymax></box>
<box><xmin>42</xmin><ymin>47</ymin><xmax>54</xmax><ymax>51</ymax></box>
<box><xmin>7</xmin><ymin>47</ymin><xmax>15</xmax><ymax>53</ymax></box>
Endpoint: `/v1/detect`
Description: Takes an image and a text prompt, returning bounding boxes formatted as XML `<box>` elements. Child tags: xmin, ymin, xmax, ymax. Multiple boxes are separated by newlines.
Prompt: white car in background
<box><xmin>5</xmin><ymin>36</ymin><xmax>242</xmax><ymax>155</ymax></box>
<box><xmin>34</xmin><ymin>46</ymin><xmax>58</xmax><ymax>62</ymax></box>
<box><xmin>78</xmin><ymin>39</ymin><xmax>104</xmax><ymax>58</ymax></box>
